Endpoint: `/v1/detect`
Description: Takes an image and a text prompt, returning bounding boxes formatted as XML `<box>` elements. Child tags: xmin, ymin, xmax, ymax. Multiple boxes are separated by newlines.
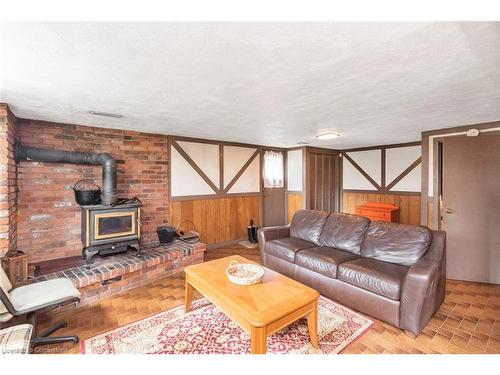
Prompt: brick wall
<box><xmin>0</xmin><ymin>103</ymin><xmax>18</xmax><ymax>257</ymax></box>
<box><xmin>16</xmin><ymin>118</ymin><xmax>169</xmax><ymax>263</ymax></box>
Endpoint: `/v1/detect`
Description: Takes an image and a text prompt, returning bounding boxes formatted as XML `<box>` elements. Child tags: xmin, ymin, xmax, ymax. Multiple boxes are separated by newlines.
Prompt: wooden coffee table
<box><xmin>184</xmin><ymin>255</ymin><xmax>320</xmax><ymax>354</ymax></box>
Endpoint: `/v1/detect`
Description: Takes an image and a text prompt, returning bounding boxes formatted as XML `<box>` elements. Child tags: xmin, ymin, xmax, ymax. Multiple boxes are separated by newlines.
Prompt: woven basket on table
<box><xmin>225</xmin><ymin>261</ymin><xmax>264</xmax><ymax>286</ymax></box>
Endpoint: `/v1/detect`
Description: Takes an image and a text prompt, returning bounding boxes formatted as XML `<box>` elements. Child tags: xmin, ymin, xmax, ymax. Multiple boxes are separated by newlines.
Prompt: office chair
<box><xmin>0</xmin><ymin>267</ymin><xmax>80</xmax><ymax>348</ymax></box>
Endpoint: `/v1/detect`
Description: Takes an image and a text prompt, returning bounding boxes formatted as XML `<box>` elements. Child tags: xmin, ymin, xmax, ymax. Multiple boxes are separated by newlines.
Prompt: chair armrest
<box><xmin>0</xmin><ymin>287</ymin><xmax>19</xmax><ymax>317</ymax></box>
<box><xmin>400</xmin><ymin>230</ymin><xmax>446</xmax><ymax>336</ymax></box>
<box><xmin>257</xmin><ymin>225</ymin><xmax>290</xmax><ymax>266</ymax></box>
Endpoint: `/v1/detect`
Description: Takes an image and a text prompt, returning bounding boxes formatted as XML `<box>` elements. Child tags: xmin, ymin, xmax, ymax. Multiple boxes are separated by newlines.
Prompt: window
<box><xmin>263</xmin><ymin>151</ymin><xmax>284</xmax><ymax>188</ymax></box>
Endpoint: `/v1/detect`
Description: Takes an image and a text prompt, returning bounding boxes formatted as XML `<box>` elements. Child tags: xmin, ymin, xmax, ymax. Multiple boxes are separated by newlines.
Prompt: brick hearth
<box><xmin>32</xmin><ymin>241</ymin><xmax>206</xmax><ymax>308</ymax></box>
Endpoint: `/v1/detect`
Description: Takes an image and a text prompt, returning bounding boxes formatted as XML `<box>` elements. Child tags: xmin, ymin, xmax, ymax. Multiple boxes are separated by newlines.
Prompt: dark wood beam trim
<box><xmin>341</xmin><ymin>141</ymin><xmax>421</xmax><ymax>153</ymax></box>
<box><xmin>171</xmin><ymin>140</ymin><xmax>220</xmax><ymax>194</ymax></box>
<box><xmin>219</xmin><ymin>144</ymin><xmax>224</xmax><ymax>191</ymax></box>
<box><xmin>381</xmin><ymin>147</ymin><xmax>386</xmax><ymax>189</ymax></box>
<box><xmin>170</xmin><ymin>135</ymin><xmax>286</xmax><ymax>151</ymax></box>
<box><xmin>167</xmin><ymin>135</ymin><xmax>172</xmax><ymax>200</ymax></box>
<box><xmin>171</xmin><ymin>193</ymin><xmax>219</xmax><ymax>201</ymax></box>
<box><xmin>305</xmin><ymin>146</ymin><xmax>340</xmax><ymax>155</ymax></box>
<box><xmin>223</xmin><ymin>149</ymin><xmax>260</xmax><ymax>193</ymax></box>
<box><xmin>342</xmin><ymin>189</ymin><xmax>421</xmax><ymax>196</ymax></box>
<box><xmin>342</xmin><ymin>152</ymin><xmax>381</xmax><ymax>190</ymax></box>
<box><xmin>171</xmin><ymin>192</ymin><xmax>260</xmax><ymax>202</ymax></box>
<box><xmin>338</xmin><ymin>154</ymin><xmax>343</xmax><ymax>212</ymax></box>
<box><xmin>386</xmin><ymin>157</ymin><xmax>422</xmax><ymax>191</ymax></box>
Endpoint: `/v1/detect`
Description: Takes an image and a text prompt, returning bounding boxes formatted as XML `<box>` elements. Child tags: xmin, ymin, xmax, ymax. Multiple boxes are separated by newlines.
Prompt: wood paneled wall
<box><xmin>287</xmin><ymin>192</ymin><xmax>303</xmax><ymax>224</ymax></box>
<box><xmin>170</xmin><ymin>195</ymin><xmax>260</xmax><ymax>245</ymax></box>
<box><xmin>342</xmin><ymin>192</ymin><xmax>421</xmax><ymax>225</ymax></box>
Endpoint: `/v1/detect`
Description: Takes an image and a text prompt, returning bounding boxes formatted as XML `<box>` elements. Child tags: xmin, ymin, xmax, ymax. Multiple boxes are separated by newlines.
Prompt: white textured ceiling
<box><xmin>1</xmin><ymin>22</ymin><xmax>500</xmax><ymax>148</ymax></box>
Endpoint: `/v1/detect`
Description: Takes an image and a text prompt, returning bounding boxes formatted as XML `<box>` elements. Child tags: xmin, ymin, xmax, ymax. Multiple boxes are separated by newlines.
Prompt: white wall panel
<box><xmin>347</xmin><ymin>149</ymin><xmax>381</xmax><ymax>185</ymax></box>
<box><xmin>342</xmin><ymin>157</ymin><xmax>377</xmax><ymax>190</ymax></box>
<box><xmin>171</xmin><ymin>147</ymin><xmax>215</xmax><ymax>196</ymax></box>
<box><xmin>391</xmin><ymin>164</ymin><xmax>421</xmax><ymax>192</ymax></box>
<box><xmin>287</xmin><ymin>149</ymin><xmax>303</xmax><ymax>191</ymax></box>
<box><xmin>223</xmin><ymin>145</ymin><xmax>257</xmax><ymax>188</ymax></box>
<box><xmin>228</xmin><ymin>157</ymin><xmax>260</xmax><ymax>193</ymax></box>
<box><xmin>385</xmin><ymin>145</ymin><xmax>421</xmax><ymax>185</ymax></box>
<box><xmin>177</xmin><ymin>141</ymin><xmax>220</xmax><ymax>186</ymax></box>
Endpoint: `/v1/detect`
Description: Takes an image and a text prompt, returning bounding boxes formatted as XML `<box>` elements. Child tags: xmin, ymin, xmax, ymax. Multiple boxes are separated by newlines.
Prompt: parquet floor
<box><xmin>36</xmin><ymin>245</ymin><xmax>499</xmax><ymax>354</ymax></box>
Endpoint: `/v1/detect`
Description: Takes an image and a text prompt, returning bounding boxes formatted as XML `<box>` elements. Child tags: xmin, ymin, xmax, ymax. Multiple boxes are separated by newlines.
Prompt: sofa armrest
<box><xmin>257</xmin><ymin>225</ymin><xmax>290</xmax><ymax>266</ymax></box>
<box><xmin>400</xmin><ymin>230</ymin><xmax>446</xmax><ymax>336</ymax></box>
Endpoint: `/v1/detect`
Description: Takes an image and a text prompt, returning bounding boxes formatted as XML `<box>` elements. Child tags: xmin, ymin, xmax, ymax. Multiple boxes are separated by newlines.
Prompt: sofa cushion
<box><xmin>265</xmin><ymin>237</ymin><xmax>316</xmax><ymax>263</ymax></box>
<box><xmin>338</xmin><ymin>258</ymin><xmax>409</xmax><ymax>300</ymax></box>
<box><xmin>319</xmin><ymin>213</ymin><xmax>370</xmax><ymax>254</ymax></box>
<box><xmin>290</xmin><ymin>210</ymin><xmax>329</xmax><ymax>245</ymax></box>
<box><xmin>295</xmin><ymin>246</ymin><xmax>360</xmax><ymax>279</ymax></box>
<box><xmin>360</xmin><ymin>221</ymin><xmax>432</xmax><ymax>266</ymax></box>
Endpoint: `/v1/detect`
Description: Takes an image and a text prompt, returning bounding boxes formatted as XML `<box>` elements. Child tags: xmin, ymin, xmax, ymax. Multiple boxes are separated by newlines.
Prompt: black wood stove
<box><xmin>14</xmin><ymin>143</ymin><xmax>143</xmax><ymax>265</ymax></box>
<box><xmin>81</xmin><ymin>200</ymin><xmax>142</xmax><ymax>264</ymax></box>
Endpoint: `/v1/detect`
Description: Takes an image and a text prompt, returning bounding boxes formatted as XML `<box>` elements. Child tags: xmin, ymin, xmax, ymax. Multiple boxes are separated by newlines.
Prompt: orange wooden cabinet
<box><xmin>355</xmin><ymin>202</ymin><xmax>400</xmax><ymax>223</ymax></box>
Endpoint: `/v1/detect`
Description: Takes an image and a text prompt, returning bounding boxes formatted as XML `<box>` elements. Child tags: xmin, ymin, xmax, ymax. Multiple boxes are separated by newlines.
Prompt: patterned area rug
<box><xmin>82</xmin><ymin>296</ymin><xmax>373</xmax><ymax>354</ymax></box>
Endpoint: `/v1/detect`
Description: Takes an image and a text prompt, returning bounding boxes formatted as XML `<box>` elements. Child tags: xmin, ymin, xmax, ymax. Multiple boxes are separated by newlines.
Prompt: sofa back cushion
<box><xmin>319</xmin><ymin>213</ymin><xmax>370</xmax><ymax>254</ymax></box>
<box><xmin>360</xmin><ymin>221</ymin><xmax>432</xmax><ymax>266</ymax></box>
<box><xmin>290</xmin><ymin>210</ymin><xmax>329</xmax><ymax>245</ymax></box>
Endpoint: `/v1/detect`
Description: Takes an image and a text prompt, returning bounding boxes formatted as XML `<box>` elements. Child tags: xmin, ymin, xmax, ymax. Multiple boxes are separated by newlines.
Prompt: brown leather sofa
<box><xmin>258</xmin><ymin>209</ymin><xmax>446</xmax><ymax>336</ymax></box>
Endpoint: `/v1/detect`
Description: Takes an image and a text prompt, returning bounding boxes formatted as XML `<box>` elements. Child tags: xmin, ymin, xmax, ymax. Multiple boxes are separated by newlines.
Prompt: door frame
<box><xmin>260</xmin><ymin>147</ymin><xmax>288</xmax><ymax>226</ymax></box>
<box><xmin>421</xmin><ymin>120</ymin><xmax>500</xmax><ymax>228</ymax></box>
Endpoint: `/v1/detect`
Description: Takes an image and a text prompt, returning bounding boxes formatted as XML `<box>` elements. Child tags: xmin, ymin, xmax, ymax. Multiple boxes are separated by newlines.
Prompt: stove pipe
<box><xmin>15</xmin><ymin>143</ymin><xmax>118</xmax><ymax>205</ymax></box>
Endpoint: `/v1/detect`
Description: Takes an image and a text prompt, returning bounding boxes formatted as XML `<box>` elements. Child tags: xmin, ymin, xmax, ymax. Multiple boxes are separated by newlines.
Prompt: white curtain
<box><xmin>264</xmin><ymin>151</ymin><xmax>284</xmax><ymax>188</ymax></box>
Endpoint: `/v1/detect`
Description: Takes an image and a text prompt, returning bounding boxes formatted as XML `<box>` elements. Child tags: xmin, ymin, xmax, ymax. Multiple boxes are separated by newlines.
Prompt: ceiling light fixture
<box><xmin>316</xmin><ymin>132</ymin><xmax>340</xmax><ymax>140</ymax></box>
<box><xmin>89</xmin><ymin>111</ymin><xmax>123</xmax><ymax>118</ymax></box>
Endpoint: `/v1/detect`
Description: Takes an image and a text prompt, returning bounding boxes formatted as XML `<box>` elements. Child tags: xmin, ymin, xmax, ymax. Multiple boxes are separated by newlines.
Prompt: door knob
<box><xmin>263</xmin><ymin>194</ymin><xmax>270</xmax><ymax>198</ymax></box>
<box><xmin>445</xmin><ymin>208</ymin><xmax>454</xmax><ymax>214</ymax></box>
